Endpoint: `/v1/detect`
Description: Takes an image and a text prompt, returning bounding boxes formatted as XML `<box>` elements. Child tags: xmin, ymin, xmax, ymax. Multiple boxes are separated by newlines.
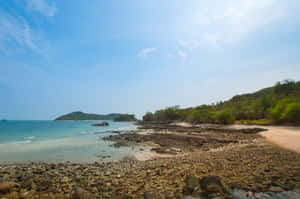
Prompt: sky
<box><xmin>1</xmin><ymin>0</ymin><xmax>300</xmax><ymax>120</ymax></box>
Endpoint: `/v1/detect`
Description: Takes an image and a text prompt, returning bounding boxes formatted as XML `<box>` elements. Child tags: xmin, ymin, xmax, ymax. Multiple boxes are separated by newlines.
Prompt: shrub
<box><xmin>280</xmin><ymin>103</ymin><xmax>300</xmax><ymax>124</ymax></box>
<box><xmin>216</xmin><ymin>110</ymin><xmax>235</xmax><ymax>125</ymax></box>
<box><xmin>143</xmin><ymin>112</ymin><xmax>155</xmax><ymax>121</ymax></box>
<box><xmin>269</xmin><ymin>99</ymin><xmax>290</xmax><ymax>124</ymax></box>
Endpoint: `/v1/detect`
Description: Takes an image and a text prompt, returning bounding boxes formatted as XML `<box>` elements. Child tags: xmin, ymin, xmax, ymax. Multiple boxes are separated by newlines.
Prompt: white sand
<box><xmin>260</xmin><ymin>126</ymin><xmax>300</xmax><ymax>153</ymax></box>
<box><xmin>231</xmin><ymin>125</ymin><xmax>300</xmax><ymax>153</ymax></box>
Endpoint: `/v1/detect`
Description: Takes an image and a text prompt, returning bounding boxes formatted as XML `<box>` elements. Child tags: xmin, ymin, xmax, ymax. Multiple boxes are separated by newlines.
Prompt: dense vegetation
<box><xmin>113</xmin><ymin>114</ymin><xmax>137</xmax><ymax>122</ymax></box>
<box><xmin>143</xmin><ymin>80</ymin><xmax>300</xmax><ymax>125</ymax></box>
<box><xmin>55</xmin><ymin>111</ymin><xmax>135</xmax><ymax>121</ymax></box>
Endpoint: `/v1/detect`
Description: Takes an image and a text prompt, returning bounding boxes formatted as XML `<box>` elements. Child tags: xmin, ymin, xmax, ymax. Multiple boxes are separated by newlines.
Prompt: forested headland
<box><xmin>55</xmin><ymin>111</ymin><xmax>136</xmax><ymax>121</ymax></box>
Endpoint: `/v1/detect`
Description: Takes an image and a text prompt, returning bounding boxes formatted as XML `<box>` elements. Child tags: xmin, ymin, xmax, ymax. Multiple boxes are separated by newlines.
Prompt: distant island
<box><xmin>55</xmin><ymin>111</ymin><xmax>137</xmax><ymax>121</ymax></box>
<box><xmin>143</xmin><ymin>80</ymin><xmax>300</xmax><ymax>126</ymax></box>
<box><xmin>113</xmin><ymin>114</ymin><xmax>137</xmax><ymax>122</ymax></box>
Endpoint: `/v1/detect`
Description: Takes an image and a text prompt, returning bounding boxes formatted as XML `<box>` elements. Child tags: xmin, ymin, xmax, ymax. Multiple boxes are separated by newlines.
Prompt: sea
<box><xmin>0</xmin><ymin>120</ymin><xmax>142</xmax><ymax>163</ymax></box>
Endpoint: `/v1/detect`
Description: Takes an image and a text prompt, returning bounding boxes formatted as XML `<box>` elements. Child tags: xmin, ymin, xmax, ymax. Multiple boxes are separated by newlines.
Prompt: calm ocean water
<box><xmin>0</xmin><ymin>120</ymin><xmax>139</xmax><ymax>163</ymax></box>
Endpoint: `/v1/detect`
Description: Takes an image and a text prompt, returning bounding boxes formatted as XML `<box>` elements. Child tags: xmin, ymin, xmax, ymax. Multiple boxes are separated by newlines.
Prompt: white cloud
<box><xmin>201</xmin><ymin>33</ymin><xmax>218</xmax><ymax>47</ymax></box>
<box><xmin>137</xmin><ymin>48</ymin><xmax>157</xmax><ymax>58</ymax></box>
<box><xmin>178</xmin><ymin>40</ymin><xmax>200</xmax><ymax>51</ymax></box>
<box><xmin>177</xmin><ymin>50</ymin><xmax>187</xmax><ymax>58</ymax></box>
<box><xmin>26</xmin><ymin>0</ymin><xmax>57</xmax><ymax>17</ymax></box>
<box><xmin>167</xmin><ymin>53</ymin><xmax>175</xmax><ymax>59</ymax></box>
<box><xmin>197</xmin><ymin>0</ymin><xmax>284</xmax><ymax>45</ymax></box>
<box><xmin>0</xmin><ymin>10</ymin><xmax>43</xmax><ymax>54</ymax></box>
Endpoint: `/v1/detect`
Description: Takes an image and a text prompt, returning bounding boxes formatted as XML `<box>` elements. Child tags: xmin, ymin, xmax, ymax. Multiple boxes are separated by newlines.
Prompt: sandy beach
<box><xmin>230</xmin><ymin>125</ymin><xmax>300</xmax><ymax>153</ymax></box>
<box><xmin>260</xmin><ymin>126</ymin><xmax>300</xmax><ymax>153</ymax></box>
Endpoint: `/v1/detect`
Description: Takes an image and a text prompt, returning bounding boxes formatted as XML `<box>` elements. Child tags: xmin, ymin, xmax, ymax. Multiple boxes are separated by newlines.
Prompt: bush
<box><xmin>280</xmin><ymin>103</ymin><xmax>300</xmax><ymax>124</ymax></box>
<box><xmin>143</xmin><ymin>112</ymin><xmax>155</xmax><ymax>121</ymax></box>
<box><xmin>269</xmin><ymin>99</ymin><xmax>290</xmax><ymax>124</ymax></box>
<box><xmin>185</xmin><ymin>106</ymin><xmax>216</xmax><ymax>124</ymax></box>
<box><xmin>216</xmin><ymin>110</ymin><xmax>235</xmax><ymax>125</ymax></box>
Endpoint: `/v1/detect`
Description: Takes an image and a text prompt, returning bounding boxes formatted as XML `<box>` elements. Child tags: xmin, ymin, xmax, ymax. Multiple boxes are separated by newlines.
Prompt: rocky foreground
<box><xmin>1</xmin><ymin>123</ymin><xmax>300</xmax><ymax>199</ymax></box>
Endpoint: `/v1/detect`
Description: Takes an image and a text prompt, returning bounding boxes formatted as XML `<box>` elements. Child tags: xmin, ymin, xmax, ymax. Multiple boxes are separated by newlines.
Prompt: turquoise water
<box><xmin>0</xmin><ymin>120</ymin><xmax>139</xmax><ymax>163</ymax></box>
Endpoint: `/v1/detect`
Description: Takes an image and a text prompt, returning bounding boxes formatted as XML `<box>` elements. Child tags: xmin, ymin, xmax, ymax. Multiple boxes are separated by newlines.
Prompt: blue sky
<box><xmin>1</xmin><ymin>0</ymin><xmax>300</xmax><ymax>119</ymax></box>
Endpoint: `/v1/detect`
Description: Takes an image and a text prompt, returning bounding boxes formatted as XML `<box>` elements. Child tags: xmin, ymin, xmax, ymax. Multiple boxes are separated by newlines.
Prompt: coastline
<box><xmin>228</xmin><ymin>124</ymin><xmax>300</xmax><ymax>153</ymax></box>
<box><xmin>260</xmin><ymin>126</ymin><xmax>300</xmax><ymax>153</ymax></box>
<box><xmin>1</xmin><ymin>123</ymin><xmax>300</xmax><ymax>199</ymax></box>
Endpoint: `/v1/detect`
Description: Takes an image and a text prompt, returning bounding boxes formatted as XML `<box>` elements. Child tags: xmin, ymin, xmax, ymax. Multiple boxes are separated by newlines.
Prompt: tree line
<box><xmin>143</xmin><ymin>80</ymin><xmax>300</xmax><ymax>125</ymax></box>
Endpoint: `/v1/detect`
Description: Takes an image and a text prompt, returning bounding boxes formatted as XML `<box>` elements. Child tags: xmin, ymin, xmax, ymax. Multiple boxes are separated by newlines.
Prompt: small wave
<box><xmin>24</xmin><ymin>136</ymin><xmax>36</xmax><ymax>140</ymax></box>
<box><xmin>0</xmin><ymin>136</ymin><xmax>36</xmax><ymax>146</ymax></box>
<box><xmin>0</xmin><ymin>140</ymin><xmax>33</xmax><ymax>146</ymax></box>
<box><xmin>116</xmin><ymin>126</ymin><xmax>136</xmax><ymax>131</ymax></box>
<box><xmin>13</xmin><ymin>140</ymin><xmax>33</xmax><ymax>145</ymax></box>
<box><xmin>80</xmin><ymin>131</ymin><xmax>89</xmax><ymax>135</ymax></box>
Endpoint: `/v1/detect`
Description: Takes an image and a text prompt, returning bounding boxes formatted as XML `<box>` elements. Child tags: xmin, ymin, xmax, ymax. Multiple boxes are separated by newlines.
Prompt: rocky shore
<box><xmin>1</xmin><ymin>123</ymin><xmax>300</xmax><ymax>199</ymax></box>
<box><xmin>104</xmin><ymin>123</ymin><xmax>266</xmax><ymax>154</ymax></box>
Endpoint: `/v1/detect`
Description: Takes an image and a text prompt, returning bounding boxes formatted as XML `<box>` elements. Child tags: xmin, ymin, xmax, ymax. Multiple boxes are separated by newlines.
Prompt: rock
<box><xmin>144</xmin><ymin>191</ymin><xmax>154</xmax><ymax>199</ymax></box>
<box><xmin>7</xmin><ymin>191</ymin><xmax>19</xmax><ymax>199</ymax></box>
<box><xmin>70</xmin><ymin>187</ymin><xmax>93</xmax><ymax>199</ymax></box>
<box><xmin>181</xmin><ymin>197</ymin><xmax>204</xmax><ymax>199</ymax></box>
<box><xmin>246</xmin><ymin>191</ymin><xmax>253</xmax><ymax>197</ymax></box>
<box><xmin>61</xmin><ymin>176</ymin><xmax>70</xmax><ymax>183</ymax></box>
<box><xmin>19</xmin><ymin>191</ymin><xmax>34</xmax><ymax>199</ymax></box>
<box><xmin>242</xmin><ymin>128</ymin><xmax>267</xmax><ymax>134</ymax></box>
<box><xmin>268</xmin><ymin>186</ymin><xmax>284</xmax><ymax>193</ymax></box>
<box><xmin>171</xmin><ymin>147</ymin><xmax>181</xmax><ymax>152</ymax></box>
<box><xmin>183</xmin><ymin>175</ymin><xmax>201</xmax><ymax>195</ymax></box>
<box><xmin>0</xmin><ymin>182</ymin><xmax>14</xmax><ymax>193</ymax></box>
<box><xmin>199</xmin><ymin>176</ymin><xmax>230</xmax><ymax>198</ymax></box>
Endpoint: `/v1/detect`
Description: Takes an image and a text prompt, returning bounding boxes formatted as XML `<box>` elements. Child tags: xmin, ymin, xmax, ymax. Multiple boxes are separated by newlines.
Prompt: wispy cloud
<box><xmin>196</xmin><ymin>0</ymin><xmax>284</xmax><ymax>45</ymax></box>
<box><xmin>25</xmin><ymin>0</ymin><xmax>57</xmax><ymax>17</ymax></box>
<box><xmin>137</xmin><ymin>48</ymin><xmax>157</xmax><ymax>58</ymax></box>
<box><xmin>178</xmin><ymin>40</ymin><xmax>201</xmax><ymax>51</ymax></box>
<box><xmin>0</xmin><ymin>1</ymin><xmax>53</xmax><ymax>55</ymax></box>
<box><xmin>201</xmin><ymin>33</ymin><xmax>218</xmax><ymax>47</ymax></box>
<box><xmin>177</xmin><ymin>50</ymin><xmax>187</xmax><ymax>58</ymax></box>
<box><xmin>0</xmin><ymin>10</ymin><xmax>42</xmax><ymax>54</ymax></box>
<box><xmin>168</xmin><ymin>40</ymin><xmax>199</xmax><ymax>60</ymax></box>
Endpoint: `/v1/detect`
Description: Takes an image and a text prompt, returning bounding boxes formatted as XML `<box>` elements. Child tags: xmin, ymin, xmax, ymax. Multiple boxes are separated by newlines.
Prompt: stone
<box><xmin>183</xmin><ymin>175</ymin><xmax>201</xmax><ymax>195</ymax></box>
<box><xmin>62</xmin><ymin>176</ymin><xmax>69</xmax><ymax>183</ymax></box>
<box><xmin>7</xmin><ymin>191</ymin><xmax>19</xmax><ymax>199</ymax></box>
<box><xmin>144</xmin><ymin>191</ymin><xmax>154</xmax><ymax>199</ymax></box>
<box><xmin>268</xmin><ymin>186</ymin><xmax>284</xmax><ymax>193</ymax></box>
<box><xmin>0</xmin><ymin>182</ymin><xmax>14</xmax><ymax>193</ymax></box>
<box><xmin>199</xmin><ymin>176</ymin><xmax>230</xmax><ymax>198</ymax></box>
<box><xmin>70</xmin><ymin>187</ymin><xmax>93</xmax><ymax>199</ymax></box>
<box><xmin>181</xmin><ymin>196</ymin><xmax>202</xmax><ymax>199</ymax></box>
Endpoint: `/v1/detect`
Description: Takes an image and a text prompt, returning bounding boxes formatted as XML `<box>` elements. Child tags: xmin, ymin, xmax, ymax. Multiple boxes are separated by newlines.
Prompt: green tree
<box><xmin>280</xmin><ymin>103</ymin><xmax>300</xmax><ymax>124</ymax></box>
<box><xmin>269</xmin><ymin>99</ymin><xmax>290</xmax><ymax>124</ymax></box>
<box><xmin>216</xmin><ymin>110</ymin><xmax>235</xmax><ymax>124</ymax></box>
<box><xmin>143</xmin><ymin>112</ymin><xmax>154</xmax><ymax>121</ymax></box>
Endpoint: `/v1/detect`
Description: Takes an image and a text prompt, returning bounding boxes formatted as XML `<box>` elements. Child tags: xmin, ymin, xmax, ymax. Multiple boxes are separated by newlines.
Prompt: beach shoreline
<box><xmin>1</xmin><ymin>123</ymin><xmax>300</xmax><ymax>198</ymax></box>
<box><xmin>227</xmin><ymin>124</ymin><xmax>300</xmax><ymax>153</ymax></box>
